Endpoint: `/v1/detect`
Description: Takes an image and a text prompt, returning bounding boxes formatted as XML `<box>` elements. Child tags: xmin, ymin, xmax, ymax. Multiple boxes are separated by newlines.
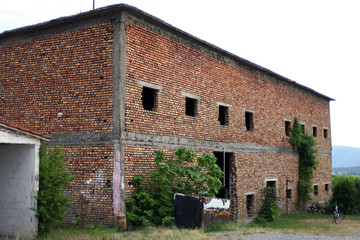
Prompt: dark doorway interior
<box><xmin>246</xmin><ymin>194</ymin><xmax>254</xmax><ymax>218</ymax></box>
<box><xmin>213</xmin><ymin>151</ymin><xmax>232</xmax><ymax>199</ymax></box>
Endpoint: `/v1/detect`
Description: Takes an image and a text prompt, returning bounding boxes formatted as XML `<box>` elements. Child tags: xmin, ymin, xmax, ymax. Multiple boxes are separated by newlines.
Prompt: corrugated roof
<box><xmin>0</xmin><ymin>121</ymin><xmax>51</xmax><ymax>141</ymax></box>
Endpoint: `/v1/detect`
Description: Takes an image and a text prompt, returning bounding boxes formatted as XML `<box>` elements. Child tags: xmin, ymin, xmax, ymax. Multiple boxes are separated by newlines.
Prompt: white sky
<box><xmin>1</xmin><ymin>0</ymin><xmax>359</xmax><ymax>148</ymax></box>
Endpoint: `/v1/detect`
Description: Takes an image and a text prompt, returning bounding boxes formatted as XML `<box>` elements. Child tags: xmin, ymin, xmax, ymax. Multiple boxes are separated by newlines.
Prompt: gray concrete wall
<box><xmin>0</xmin><ymin>144</ymin><xmax>38</xmax><ymax>238</ymax></box>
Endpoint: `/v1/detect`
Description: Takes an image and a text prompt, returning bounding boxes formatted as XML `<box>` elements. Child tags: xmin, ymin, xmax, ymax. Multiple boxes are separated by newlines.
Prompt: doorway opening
<box><xmin>246</xmin><ymin>194</ymin><xmax>254</xmax><ymax>218</ymax></box>
<box><xmin>213</xmin><ymin>151</ymin><xmax>233</xmax><ymax>199</ymax></box>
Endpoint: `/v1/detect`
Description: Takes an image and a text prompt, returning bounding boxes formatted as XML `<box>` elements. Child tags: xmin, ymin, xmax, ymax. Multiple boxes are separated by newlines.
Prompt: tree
<box><xmin>255</xmin><ymin>187</ymin><xmax>281</xmax><ymax>222</ymax></box>
<box><xmin>332</xmin><ymin>175</ymin><xmax>357</xmax><ymax>214</ymax></box>
<box><xmin>36</xmin><ymin>144</ymin><xmax>75</xmax><ymax>235</ymax></box>
<box><xmin>125</xmin><ymin>148</ymin><xmax>224</xmax><ymax>229</ymax></box>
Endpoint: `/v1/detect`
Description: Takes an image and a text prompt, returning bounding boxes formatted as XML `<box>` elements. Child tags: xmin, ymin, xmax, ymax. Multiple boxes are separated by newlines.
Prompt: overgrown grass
<box><xmin>39</xmin><ymin>225</ymin><xmax>214</xmax><ymax>240</ymax></box>
<box><xmin>207</xmin><ymin>212</ymin><xmax>360</xmax><ymax>236</ymax></box>
<box><xmin>40</xmin><ymin>213</ymin><xmax>360</xmax><ymax>239</ymax></box>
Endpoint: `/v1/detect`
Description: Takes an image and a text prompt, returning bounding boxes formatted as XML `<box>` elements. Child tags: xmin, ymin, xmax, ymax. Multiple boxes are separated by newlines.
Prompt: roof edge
<box><xmin>0</xmin><ymin>121</ymin><xmax>52</xmax><ymax>141</ymax></box>
<box><xmin>0</xmin><ymin>4</ymin><xmax>334</xmax><ymax>102</ymax></box>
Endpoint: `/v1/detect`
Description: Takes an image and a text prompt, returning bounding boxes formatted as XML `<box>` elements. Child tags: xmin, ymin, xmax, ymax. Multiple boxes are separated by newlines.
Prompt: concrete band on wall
<box><xmin>48</xmin><ymin>132</ymin><xmax>331</xmax><ymax>156</ymax></box>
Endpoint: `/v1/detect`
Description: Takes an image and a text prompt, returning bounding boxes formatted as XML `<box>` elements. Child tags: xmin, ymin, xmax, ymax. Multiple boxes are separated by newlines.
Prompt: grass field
<box><xmin>40</xmin><ymin>213</ymin><xmax>360</xmax><ymax>239</ymax></box>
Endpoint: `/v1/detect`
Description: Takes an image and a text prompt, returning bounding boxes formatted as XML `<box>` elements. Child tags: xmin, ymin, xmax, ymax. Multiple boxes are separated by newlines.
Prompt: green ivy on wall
<box><xmin>290</xmin><ymin>117</ymin><xmax>318</xmax><ymax>209</ymax></box>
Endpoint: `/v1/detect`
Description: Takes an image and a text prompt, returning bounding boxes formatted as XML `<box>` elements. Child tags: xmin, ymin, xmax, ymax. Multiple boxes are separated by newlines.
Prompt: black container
<box><xmin>174</xmin><ymin>194</ymin><xmax>230</xmax><ymax>228</ymax></box>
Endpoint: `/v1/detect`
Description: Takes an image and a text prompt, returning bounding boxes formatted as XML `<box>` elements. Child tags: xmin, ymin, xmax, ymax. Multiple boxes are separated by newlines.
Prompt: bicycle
<box><xmin>333</xmin><ymin>202</ymin><xmax>345</xmax><ymax>224</ymax></box>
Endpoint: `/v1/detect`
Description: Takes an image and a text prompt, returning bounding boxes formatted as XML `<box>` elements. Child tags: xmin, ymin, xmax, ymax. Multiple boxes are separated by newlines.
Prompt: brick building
<box><xmin>0</xmin><ymin>4</ymin><xmax>333</xmax><ymax>224</ymax></box>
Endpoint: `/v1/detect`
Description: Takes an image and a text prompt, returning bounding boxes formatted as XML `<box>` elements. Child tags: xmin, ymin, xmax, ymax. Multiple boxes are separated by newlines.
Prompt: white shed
<box><xmin>0</xmin><ymin>121</ymin><xmax>51</xmax><ymax>238</ymax></box>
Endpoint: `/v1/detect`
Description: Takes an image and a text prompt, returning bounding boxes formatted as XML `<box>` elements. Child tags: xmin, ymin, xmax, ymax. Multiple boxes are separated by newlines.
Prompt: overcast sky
<box><xmin>1</xmin><ymin>0</ymin><xmax>359</xmax><ymax>148</ymax></box>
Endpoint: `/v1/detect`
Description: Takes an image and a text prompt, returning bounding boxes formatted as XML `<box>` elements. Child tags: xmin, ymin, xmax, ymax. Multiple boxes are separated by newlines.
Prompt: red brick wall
<box><xmin>0</xmin><ymin>18</ymin><xmax>332</xmax><ymax>223</ymax></box>
<box><xmin>235</xmin><ymin>152</ymin><xmax>299</xmax><ymax>217</ymax></box>
<box><xmin>312</xmin><ymin>154</ymin><xmax>333</xmax><ymax>202</ymax></box>
<box><xmin>125</xmin><ymin>24</ymin><xmax>331</xmax><ymax>151</ymax></box>
<box><xmin>0</xmin><ymin>23</ymin><xmax>116</xmax><ymax>224</ymax></box>
<box><xmin>124</xmin><ymin>24</ymin><xmax>332</xmax><ymax>219</ymax></box>
<box><xmin>64</xmin><ymin>145</ymin><xmax>114</xmax><ymax>224</ymax></box>
<box><xmin>0</xmin><ymin>23</ymin><xmax>114</xmax><ymax>134</ymax></box>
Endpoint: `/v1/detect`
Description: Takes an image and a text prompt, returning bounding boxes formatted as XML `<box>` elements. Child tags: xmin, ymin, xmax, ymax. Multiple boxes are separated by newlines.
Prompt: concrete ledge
<box><xmin>48</xmin><ymin>131</ymin><xmax>332</xmax><ymax>156</ymax></box>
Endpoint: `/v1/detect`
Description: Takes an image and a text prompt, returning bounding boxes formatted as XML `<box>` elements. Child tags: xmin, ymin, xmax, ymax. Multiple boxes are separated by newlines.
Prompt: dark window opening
<box><xmin>185</xmin><ymin>97</ymin><xmax>197</xmax><ymax>116</ymax></box>
<box><xmin>266</xmin><ymin>180</ymin><xmax>276</xmax><ymax>201</ymax></box>
<box><xmin>142</xmin><ymin>87</ymin><xmax>157</xmax><ymax>111</ymax></box>
<box><xmin>105</xmin><ymin>180</ymin><xmax>112</xmax><ymax>189</ymax></box>
<box><xmin>266</xmin><ymin>180</ymin><xmax>276</xmax><ymax>188</ymax></box>
<box><xmin>324</xmin><ymin>129</ymin><xmax>328</xmax><ymax>139</ymax></box>
<box><xmin>285</xmin><ymin>121</ymin><xmax>291</xmax><ymax>137</ymax></box>
<box><xmin>325</xmin><ymin>184</ymin><xmax>329</xmax><ymax>192</ymax></box>
<box><xmin>286</xmin><ymin>189</ymin><xmax>292</xmax><ymax>199</ymax></box>
<box><xmin>301</xmin><ymin>124</ymin><xmax>305</xmax><ymax>134</ymax></box>
<box><xmin>219</xmin><ymin>105</ymin><xmax>229</xmax><ymax>125</ymax></box>
<box><xmin>245</xmin><ymin>112</ymin><xmax>254</xmax><ymax>131</ymax></box>
<box><xmin>313</xmin><ymin>126</ymin><xmax>317</xmax><ymax>137</ymax></box>
<box><xmin>246</xmin><ymin>194</ymin><xmax>254</xmax><ymax>218</ymax></box>
<box><xmin>314</xmin><ymin>185</ymin><xmax>318</xmax><ymax>196</ymax></box>
<box><xmin>214</xmin><ymin>152</ymin><xmax>233</xmax><ymax>199</ymax></box>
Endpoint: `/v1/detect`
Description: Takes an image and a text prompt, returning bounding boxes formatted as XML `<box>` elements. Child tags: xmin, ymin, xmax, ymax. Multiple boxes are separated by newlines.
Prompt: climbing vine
<box><xmin>290</xmin><ymin>117</ymin><xmax>318</xmax><ymax>209</ymax></box>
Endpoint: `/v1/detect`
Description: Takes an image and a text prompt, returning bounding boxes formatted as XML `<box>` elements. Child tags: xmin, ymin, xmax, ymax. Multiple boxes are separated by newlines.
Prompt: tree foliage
<box><xmin>332</xmin><ymin>174</ymin><xmax>360</xmax><ymax>214</ymax></box>
<box><xmin>36</xmin><ymin>144</ymin><xmax>75</xmax><ymax>235</ymax></box>
<box><xmin>290</xmin><ymin>117</ymin><xmax>318</xmax><ymax>208</ymax></box>
<box><xmin>125</xmin><ymin>148</ymin><xmax>224</xmax><ymax>229</ymax></box>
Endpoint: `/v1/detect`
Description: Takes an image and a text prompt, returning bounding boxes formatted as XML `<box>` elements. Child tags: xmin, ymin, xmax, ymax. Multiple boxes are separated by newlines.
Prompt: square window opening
<box><xmin>266</xmin><ymin>180</ymin><xmax>277</xmax><ymax>198</ymax></box>
<box><xmin>285</xmin><ymin>121</ymin><xmax>291</xmax><ymax>137</ymax></box>
<box><xmin>142</xmin><ymin>87</ymin><xmax>157</xmax><ymax>111</ymax></box>
<box><xmin>185</xmin><ymin>97</ymin><xmax>197</xmax><ymax>116</ymax></box>
<box><xmin>324</xmin><ymin>129</ymin><xmax>328</xmax><ymax>139</ymax></box>
<box><xmin>219</xmin><ymin>105</ymin><xmax>229</xmax><ymax>125</ymax></box>
<box><xmin>245</xmin><ymin>112</ymin><xmax>254</xmax><ymax>131</ymax></box>
<box><xmin>314</xmin><ymin>185</ymin><xmax>319</xmax><ymax>196</ymax></box>
<box><xmin>246</xmin><ymin>194</ymin><xmax>254</xmax><ymax>218</ymax></box>
<box><xmin>313</xmin><ymin>126</ymin><xmax>317</xmax><ymax>137</ymax></box>
<box><xmin>266</xmin><ymin>180</ymin><xmax>276</xmax><ymax>188</ymax></box>
<box><xmin>325</xmin><ymin>184</ymin><xmax>329</xmax><ymax>192</ymax></box>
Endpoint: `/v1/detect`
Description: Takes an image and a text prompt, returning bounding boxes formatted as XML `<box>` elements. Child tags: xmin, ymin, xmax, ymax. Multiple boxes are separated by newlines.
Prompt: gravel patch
<box><xmin>211</xmin><ymin>229</ymin><xmax>360</xmax><ymax>240</ymax></box>
<box><xmin>241</xmin><ymin>232</ymin><xmax>360</xmax><ymax>240</ymax></box>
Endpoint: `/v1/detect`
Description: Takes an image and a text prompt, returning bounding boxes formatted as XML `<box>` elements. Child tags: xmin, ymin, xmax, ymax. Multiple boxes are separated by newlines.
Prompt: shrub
<box><xmin>307</xmin><ymin>201</ymin><xmax>328</xmax><ymax>214</ymax></box>
<box><xmin>354</xmin><ymin>176</ymin><xmax>360</xmax><ymax>213</ymax></box>
<box><xmin>36</xmin><ymin>144</ymin><xmax>75</xmax><ymax>235</ymax></box>
<box><xmin>125</xmin><ymin>148</ymin><xmax>224</xmax><ymax>230</ymax></box>
<box><xmin>255</xmin><ymin>187</ymin><xmax>281</xmax><ymax>222</ymax></box>
<box><xmin>332</xmin><ymin>174</ymin><xmax>358</xmax><ymax>214</ymax></box>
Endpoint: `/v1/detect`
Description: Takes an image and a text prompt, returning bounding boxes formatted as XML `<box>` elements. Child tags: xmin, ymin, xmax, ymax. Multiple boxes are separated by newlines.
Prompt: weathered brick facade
<box><xmin>0</xmin><ymin>4</ymin><xmax>333</xmax><ymax>224</ymax></box>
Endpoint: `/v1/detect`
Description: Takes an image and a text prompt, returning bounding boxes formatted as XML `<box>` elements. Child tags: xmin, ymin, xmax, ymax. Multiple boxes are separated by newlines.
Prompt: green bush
<box><xmin>354</xmin><ymin>177</ymin><xmax>360</xmax><ymax>213</ymax></box>
<box><xmin>36</xmin><ymin>144</ymin><xmax>75</xmax><ymax>235</ymax></box>
<box><xmin>332</xmin><ymin>174</ymin><xmax>358</xmax><ymax>214</ymax></box>
<box><xmin>255</xmin><ymin>187</ymin><xmax>281</xmax><ymax>223</ymax></box>
<box><xmin>125</xmin><ymin>148</ymin><xmax>224</xmax><ymax>230</ymax></box>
